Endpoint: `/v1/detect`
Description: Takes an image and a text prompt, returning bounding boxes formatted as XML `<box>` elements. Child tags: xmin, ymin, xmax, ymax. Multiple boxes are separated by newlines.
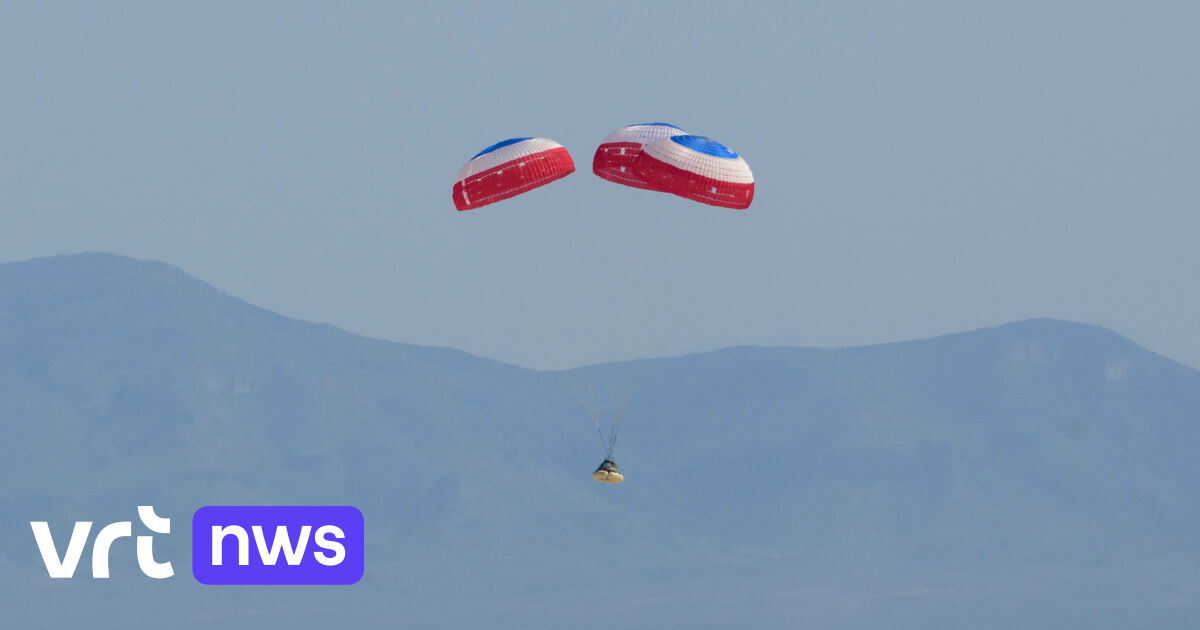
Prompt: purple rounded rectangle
<box><xmin>192</xmin><ymin>506</ymin><xmax>364</xmax><ymax>585</ymax></box>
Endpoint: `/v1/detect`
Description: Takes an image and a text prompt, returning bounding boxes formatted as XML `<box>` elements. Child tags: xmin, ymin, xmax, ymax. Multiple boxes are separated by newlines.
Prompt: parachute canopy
<box><xmin>453</xmin><ymin>137</ymin><xmax>575</xmax><ymax>211</ymax></box>
<box><xmin>592</xmin><ymin>458</ymin><xmax>623</xmax><ymax>484</ymax></box>
<box><xmin>635</xmin><ymin>135</ymin><xmax>754</xmax><ymax>209</ymax></box>
<box><xmin>593</xmin><ymin>123</ymin><xmax>687</xmax><ymax>191</ymax></box>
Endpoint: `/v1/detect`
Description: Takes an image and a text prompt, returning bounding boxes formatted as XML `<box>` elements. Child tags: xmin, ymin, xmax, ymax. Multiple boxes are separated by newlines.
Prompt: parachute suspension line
<box><xmin>595</xmin><ymin>415</ymin><xmax>611</xmax><ymax>456</ymax></box>
<box><xmin>572</xmin><ymin>382</ymin><xmax>611</xmax><ymax>455</ymax></box>
<box><xmin>606</xmin><ymin>372</ymin><xmax>632</xmax><ymax>458</ymax></box>
<box><xmin>576</xmin><ymin>372</ymin><xmax>636</xmax><ymax>460</ymax></box>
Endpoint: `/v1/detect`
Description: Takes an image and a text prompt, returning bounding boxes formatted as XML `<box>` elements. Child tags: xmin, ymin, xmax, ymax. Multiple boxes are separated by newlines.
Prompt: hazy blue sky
<box><xmin>2</xmin><ymin>1</ymin><xmax>1198</xmax><ymax>369</ymax></box>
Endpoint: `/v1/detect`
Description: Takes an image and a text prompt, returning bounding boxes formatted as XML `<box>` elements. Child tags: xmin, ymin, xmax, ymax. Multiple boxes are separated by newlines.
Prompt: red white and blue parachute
<box><xmin>592</xmin><ymin>123</ymin><xmax>688</xmax><ymax>191</ymax></box>
<box><xmin>635</xmin><ymin>135</ymin><xmax>754</xmax><ymax>209</ymax></box>
<box><xmin>452</xmin><ymin>137</ymin><xmax>575</xmax><ymax>211</ymax></box>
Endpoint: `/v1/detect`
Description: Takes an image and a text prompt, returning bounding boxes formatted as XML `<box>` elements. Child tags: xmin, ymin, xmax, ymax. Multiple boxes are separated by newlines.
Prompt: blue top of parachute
<box><xmin>670</xmin><ymin>135</ymin><xmax>739</xmax><ymax>159</ymax></box>
<box><xmin>473</xmin><ymin>137</ymin><xmax>532</xmax><ymax>159</ymax></box>
<box><xmin>631</xmin><ymin>122</ymin><xmax>684</xmax><ymax>130</ymax></box>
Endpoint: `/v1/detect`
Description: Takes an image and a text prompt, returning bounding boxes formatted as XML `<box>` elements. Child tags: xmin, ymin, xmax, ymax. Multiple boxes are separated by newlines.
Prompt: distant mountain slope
<box><xmin>2</xmin><ymin>253</ymin><xmax>1198</xmax><ymax>629</ymax></box>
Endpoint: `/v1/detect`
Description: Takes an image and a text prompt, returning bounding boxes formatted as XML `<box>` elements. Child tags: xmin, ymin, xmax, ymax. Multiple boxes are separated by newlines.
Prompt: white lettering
<box><xmin>30</xmin><ymin>521</ymin><xmax>92</xmax><ymax>578</ymax></box>
<box><xmin>212</xmin><ymin>525</ymin><xmax>250</xmax><ymax>566</ymax></box>
<box><xmin>253</xmin><ymin>525</ymin><xmax>310</xmax><ymax>566</ymax></box>
<box><xmin>91</xmin><ymin>521</ymin><xmax>132</xmax><ymax>578</ymax></box>
<box><xmin>136</xmin><ymin>506</ymin><xmax>173</xmax><ymax>578</ymax></box>
<box><xmin>313</xmin><ymin>525</ymin><xmax>346</xmax><ymax>566</ymax></box>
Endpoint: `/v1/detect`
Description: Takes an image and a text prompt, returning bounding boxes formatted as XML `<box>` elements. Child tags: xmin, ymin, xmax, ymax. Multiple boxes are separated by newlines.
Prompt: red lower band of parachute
<box><xmin>592</xmin><ymin>142</ymin><xmax>659</xmax><ymax>190</ymax></box>
<box><xmin>635</xmin><ymin>156</ymin><xmax>755</xmax><ymax>210</ymax></box>
<box><xmin>453</xmin><ymin>147</ymin><xmax>575</xmax><ymax>211</ymax></box>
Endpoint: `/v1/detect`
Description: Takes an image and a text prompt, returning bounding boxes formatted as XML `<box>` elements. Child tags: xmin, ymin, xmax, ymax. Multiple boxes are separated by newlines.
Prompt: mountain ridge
<box><xmin>5</xmin><ymin>252</ymin><xmax>1190</xmax><ymax>377</ymax></box>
